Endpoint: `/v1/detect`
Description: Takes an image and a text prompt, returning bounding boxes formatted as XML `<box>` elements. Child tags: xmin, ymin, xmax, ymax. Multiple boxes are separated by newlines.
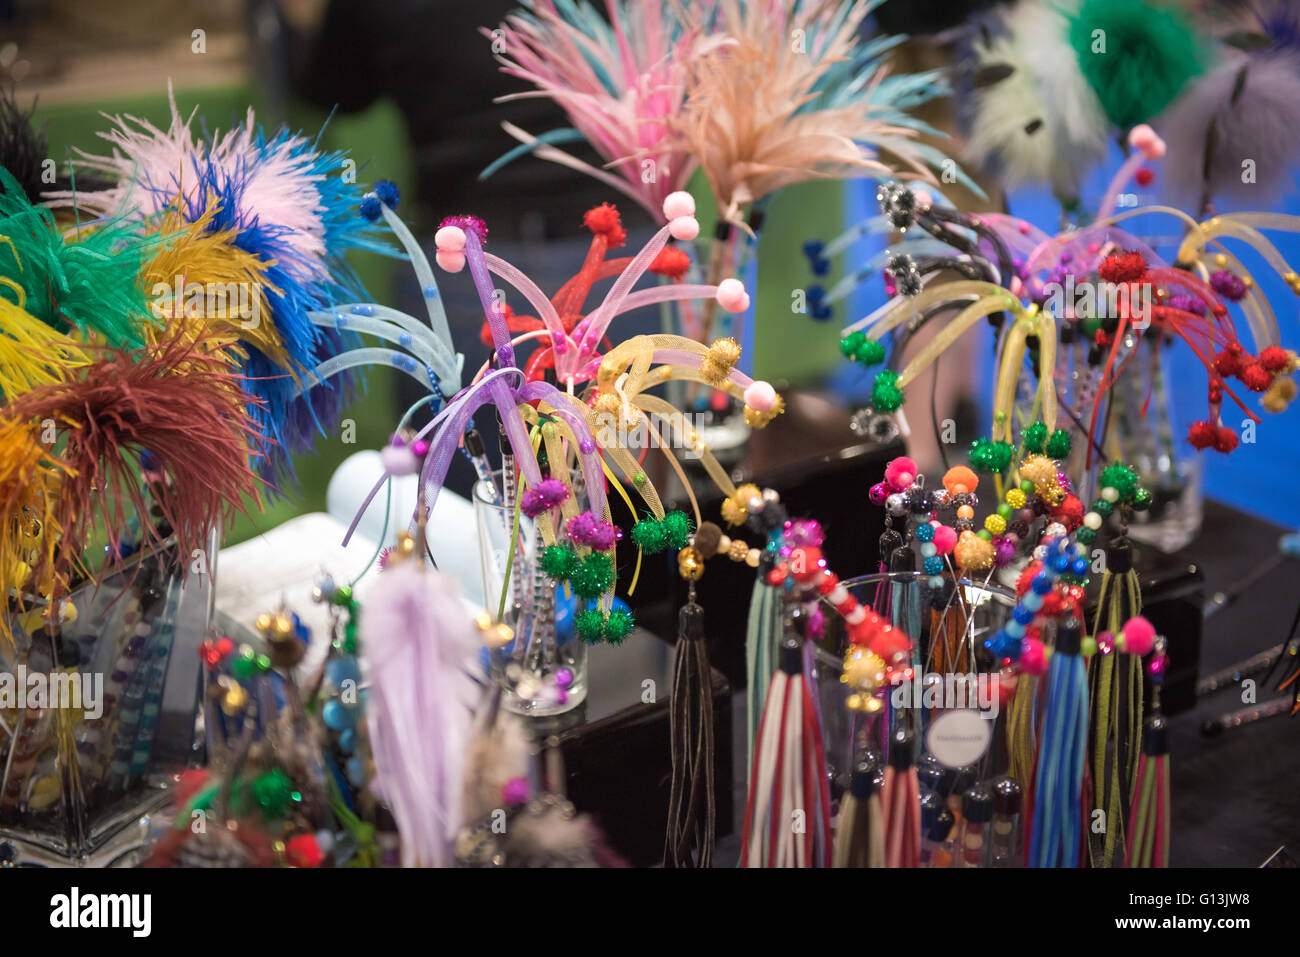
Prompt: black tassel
<box><xmin>664</xmin><ymin>600</ymin><xmax>715</xmax><ymax>868</ymax></box>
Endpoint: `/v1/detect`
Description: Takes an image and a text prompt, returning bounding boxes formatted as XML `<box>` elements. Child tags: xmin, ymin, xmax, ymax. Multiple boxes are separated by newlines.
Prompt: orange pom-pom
<box><xmin>649</xmin><ymin>246</ymin><xmax>691</xmax><ymax>280</ymax></box>
<box><xmin>942</xmin><ymin>465</ymin><xmax>978</xmax><ymax>496</ymax></box>
<box><xmin>583</xmin><ymin>203</ymin><xmax>626</xmax><ymax>247</ymax></box>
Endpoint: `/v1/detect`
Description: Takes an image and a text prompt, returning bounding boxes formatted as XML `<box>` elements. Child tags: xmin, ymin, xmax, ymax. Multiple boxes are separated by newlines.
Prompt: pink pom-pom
<box><xmin>381</xmin><ymin>443</ymin><xmax>419</xmax><ymax>476</ymax></box>
<box><xmin>669</xmin><ymin>216</ymin><xmax>700</xmax><ymax>241</ymax></box>
<box><xmin>884</xmin><ymin>455</ymin><xmax>918</xmax><ymax>492</ymax></box>
<box><xmin>744</xmin><ymin>380</ymin><xmax>777</xmax><ymax>411</ymax></box>
<box><xmin>932</xmin><ymin>524</ymin><xmax>958</xmax><ymax>555</ymax></box>
<box><xmin>716</xmin><ymin>278</ymin><xmax>747</xmax><ymax>312</ymax></box>
<box><xmin>1019</xmin><ymin>638</ymin><xmax>1048</xmax><ymax>676</ymax></box>
<box><xmin>435</xmin><ymin>225</ymin><xmax>467</xmax><ymax>252</ymax></box>
<box><xmin>1128</xmin><ymin>124</ymin><xmax>1166</xmax><ymax>160</ymax></box>
<box><xmin>436</xmin><ymin>249</ymin><xmax>466</xmax><ymax>272</ymax></box>
<box><xmin>663</xmin><ymin>191</ymin><xmax>696</xmax><ymax>221</ymax></box>
<box><xmin>911</xmin><ymin>189</ymin><xmax>933</xmax><ymax>209</ymax></box>
<box><xmin>1121</xmin><ymin>615</ymin><xmax>1157</xmax><ymax>656</ymax></box>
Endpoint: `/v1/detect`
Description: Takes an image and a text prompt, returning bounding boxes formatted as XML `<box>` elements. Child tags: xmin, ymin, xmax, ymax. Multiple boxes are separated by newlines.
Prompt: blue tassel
<box><xmin>1029</xmin><ymin>620</ymin><xmax>1089</xmax><ymax>867</ymax></box>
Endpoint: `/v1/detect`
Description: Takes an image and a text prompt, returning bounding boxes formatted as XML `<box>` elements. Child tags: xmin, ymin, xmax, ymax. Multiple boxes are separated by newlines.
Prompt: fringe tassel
<box><xmin>1088</xmin><ymin>543</ymin><xmax>1144</xmax><ymax>867</ymax></box>
<box><xmin>664</xmin><ymin>600</ymin><xmax>716</xmax><ymax>868</ymax></box>
<box><xmin>1029</xmin><ymin>619</ymin><xmax>1089</xmax><ymax>867</ymax></box>
<box><xmin>833</xmin><ymin>760</ymin><xmax>885</xmax><ymax>868</ymax></box>
<box><xmin>881</xmin><ymin>728</ymin><xmax>922</xmax><ymax>867</ymax></box>
<box><xmin>741</xmin><ymin>636</ymin><xmax>832</xmax><ymax>867</ymax></box>
<box><xmin>1125</xmin><ymin>715</ymin><xmax>1171</xmax><ymax>868</ymax></box>
<box><xmin>745</xmin><ymin>566</ymin><xmax>781</xmax><ymax>779</ymax></box>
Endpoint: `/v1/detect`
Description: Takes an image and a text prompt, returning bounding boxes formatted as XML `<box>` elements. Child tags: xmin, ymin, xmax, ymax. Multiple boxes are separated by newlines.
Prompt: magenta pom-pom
<box><xmin>381</xmin><ymin>442</ymin><xmax>419</xmax><ymax>476</ymax></box>
<box><xmin>520</xmin><ymin>478</ymin><xmax>570</xmax><ymax>518</ymax></box>
<box><xmin>884</xmin><ymin>455</ymin><xmax>918</xmax><ymax>492</ymax></box>
<box><xmin>1019</xmin><ymin>638</ymin><xmax>1048</xmax><ymax>676</ymax></box>
<box><xmin>933</xmin><ymin>524</ymin><xmax>958</xmax><ymax>555</ymax></box>
<box><xmin>439</xmin><ymin>214</ymin><xmax>487</xmax><ymax>244</ymax></box>
<box><xmin>567</xmin><ymin>511</ymin><xmax>619</xmax><ymax>550</ymax></box>
<box><xmin>1121</xmin><ymin>615</ymin><xmax>1157</xmax><ymax>655</ymax></box>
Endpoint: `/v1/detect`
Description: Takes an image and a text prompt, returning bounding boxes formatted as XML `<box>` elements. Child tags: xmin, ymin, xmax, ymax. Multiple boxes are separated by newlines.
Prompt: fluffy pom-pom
<box><xmin>649</xmin><ymin>246</ymin><xmax>691</xmax><ymax>279</ymax></box>
<box><xmin>1098</xmin><ymin>462</ymin><xmax>1139</xmax><ymax>500</ymax></box>
<box><xmin>1050</xmin><ymin>493</ymin><xmax>1085</xmax><ymax>531</ymax></box>
<box><xmin>439</xmin><ymin>215</ymin><xmax>487</xmax><ymax>244</ymax></box>
<box><xmin>1260</xmin><ymin>345</ymin><xmax>1290</xmax><ymax>372</ymax></box>
<box><xmin>567</xmin><ymin>511</ymin><xmax>618</xmax><ymax>550</ymax></box>
<box><xmin>570</xmin><ymin>552</ymin><xmax>614</xmax><ymax>600</ymax></box>
<box><xmin>933</xmin><ymin>524</ymin><xmax>959</xmax><ymax>556</ymax></box>
<box><xmin>583</xmin><ymin>203</ymin><xmax>626</xmax><ymax>247</ymax></box>
<box><xmin>1240</xmin><ymin>361</ymin><xmax>1273</xmax><ymax>392</ymax></box>
<box><xmin>871</xmin><ymin>369</ymin><xmax>904</xmax><ymax>412</ymax></box>
<box><xmin>1045</xmin><ymin>428</ymin><xmax>1071</xmax><ymax>459</ymax></box>
<box><xmin>942</xmin><ymin>465</ymin><xmax>978</xmax><ymax>496</ymax></box>
<box><xmin>1210</xmin><ymin>271</ymin><xmax>1248</xmax><ymax>302</ymax></box>
<box><xmin>520</xmin><ymin>477</ymin><xmax>570</xmax><ymax>517</ymax></box>
<box><xmin>1213</xmin><ymin>426</ymin><xmax>1239</xmax><ymax>453</ymax></box>
<box><xmin>669</xmin><ymin>216</ymin><xmax>700</xmax><ymax>242</ymax></box>
<box><xmin>1187</xmin><ymin>420</ymin><xmax>1217</xmax><ymax>449</ymax></box>
<box><xmin>885</xmin><ymin>456</ymin><xmax>919</xmax><ymax>492</ymax></box>
<box><xmin>602</xmin><ymin>608</ymin><xmax>635</xmax><ymax>646</ymax></box>
<box><xmin>716</xmin><ymin>278</ymin><xmax>748</xmax><ymax>312</ymax></box>
<box><xmin>1021</xmin><ymin>421</ymin><xmax>1048</xmax><ymax>453</ymax></box>
<box><xmin>360</xmin><ymin>195</ymin><xmax>383</xmax><ymax>223</ymax></box>
<box><xmin>663</xmin><ymin>191</ymin><xmax>695</xmax><ymax>220</ymax></box>
<box><xmin>1120</xmin><ymin>615</ymin><xmax>1156</xmax><ymax>655</ymax></box>
<box><xmin>540</xmin><ymin>544</ymin><xmax>577</xmax><ymax>580</ymax></box>
<box><xmin>1068</xmin><ymin>0</ymin><xmax>1205</xmax><ymax>130</ymax></box>
<box><xmin>1099</xmin><ymin>251</ymin><xmax>1147</xmax><ymax>284</ymax></box>
<box><xmin>1214</xmin><ymin>345</ymin><xmax>1244</xmax><ymax>378</ymax></box>
<box><xmin>954</xmin><ymin>531</ymin><xmax>995</xmax><ymax>571</ymax></box>
<box><xmin>374</xmin><ymin>180</ymin><xmax>400</xmax><ymax>209</ymax></box>
<box><xmin>631</xmin><ymin>516</ymin><xmax>669</xmax><ymax>553</ymax></box>
<box><xmin>661</xmin><ymin>510</ymin><xmax>694</xmax><ymax>551</ymax></box>
<box><xmin>576</xmin><ymin>608</ymin><xmax>607</xmax><ymax>644</ymax></box>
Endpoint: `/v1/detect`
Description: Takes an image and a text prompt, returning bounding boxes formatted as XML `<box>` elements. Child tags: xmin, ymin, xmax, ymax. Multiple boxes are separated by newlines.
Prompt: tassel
<box><xmin>833</xmin><ymin>759</ymin><xmax>885</xmax><ymax>868</ymax></box>
<box><xmin>1125</xmin><ymin>714</ymin><xmax>1171</xmax><ymax>868</ymax></box>
<box><xmin>741</xmin><ymin>633</ymin><xmax>832</xmax><ymax>867</ymax></box>
<box><xmin>664</xmin><ymin>599</ymin><xmax>716</xmax><ymax>868</ymax></box>
<box><xmin>880</xmin><ymin>727</ymin><xmax>922</xmax><ymax>867</ymax></box>
<box><xmin>361</xmin><ymin>559</ymin><xmax>481</xmax><ymax>867</ymax></box>
<box><xmin>1088</xmin><ymin>538</ymin><xmax>1144</xmax><ymax>867</ymax></box>
<box><xmin>1029</xmin><ymin>618</ymin><xmax>1089</xmax><ymax>867</ymax></box>
<box><xmin>745</xmin><ymin>557</ymin><xmax>782</xmax><ymax>779</ymax></box>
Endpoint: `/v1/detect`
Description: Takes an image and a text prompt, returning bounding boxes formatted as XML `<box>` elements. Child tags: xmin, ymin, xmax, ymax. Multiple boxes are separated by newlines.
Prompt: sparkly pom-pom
<box><xmin>1098</xmin><ymin>251</ymin><xmax>1147</xmax><ymax>284</ymax></box>
<box><xmin>1213</xmin><ymin>426</ymin><xmax>1239</xmax><ymax>454</ymax></box>
<box><xmin>1098</xmin><ymin>462</ymin><xmax>1139</xmax><ymax>501</ymax></box>
<box><xmin>661</xmin><ymin>510</ymin><xmax>693</xmax><ymax>551</ymax></box>
<box><xmin>603</xmin><ymin>609</ymin><xmax>635</xmax><ymax>645</ymax></box>
<box><xmin>540</xmin><ymin>544</ymin><xmax>577</xmax><ymax>580</ymax></box>
<box><xmin>1259</xmin><ymin>345</ymin><xmax>1290</xmax><ymax>372</ymax></box>
<box><xmin>631</xmin><ymin>516</ymin><xmax>669</xmax><ymax>553</ymax></box>
<box><xmin>1021</xmin><ymin>421</ymin><xmax>1048</xmax><ymax>454</ymax></box>
<box><xmin>1046</xmin><ymin>428</ymin><xmax>1071</xmax><ymax>459</ymax></box>
<box><xmin>1240</xmin><ymin>361</ymin><xmax>1273</xmax><ymax>393</ymax></box>
<box><xmin>520</xmin><ymin>477</ymin><xmax>570</xmax><ymax>518</ymax></box>
<box><xmin>1187</xmin><ymin>420</ymin><xmax>1217</xmax><ymax>449</ymax></box>
<box><xmin>439</xmin><ymin>215</ymin><xmax>487</xmax><ymax>244</ymax></box>
<box><xmin>570</xmin><ymin>552</ymin><xmax>614</xmax><ymax>600</ymax></box>
<box><xmin>374</xmin><ymin>180</ymin><xmax>400</xmax><ymax>209</ymax></box>
<box><xmin>576</xmin><ymin>608</ymin><xmax>607</xmax><ymax>644</ymax></box>
<box><xmin>871</xmin><ymin>369</ymin><xmax>903</xmax><ymax>412</ymax></box>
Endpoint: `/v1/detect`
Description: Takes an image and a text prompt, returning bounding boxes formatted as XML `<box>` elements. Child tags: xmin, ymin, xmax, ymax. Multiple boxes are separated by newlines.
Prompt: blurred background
<box><xmin>4</xmin><ymin>0</ymin><xmax>1297</xmax><ymax>538</ymax></box>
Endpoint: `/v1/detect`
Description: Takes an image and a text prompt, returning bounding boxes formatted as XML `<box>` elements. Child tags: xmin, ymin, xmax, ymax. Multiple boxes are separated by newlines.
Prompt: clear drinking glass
<box><xmin>473</xmin><ymin>474</ymin><xmax>587</xmax><ymax>716</ymax></box>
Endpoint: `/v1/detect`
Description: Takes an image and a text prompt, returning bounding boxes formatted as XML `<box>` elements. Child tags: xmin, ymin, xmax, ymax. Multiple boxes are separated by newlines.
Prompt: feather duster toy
<box><xmin>361</xmin><ymin>556</ymin><xmax>482</xmax><ymax>868</ymax></box>
<box><xmin>55</xmin><ymin>91</ymin><xmax>389</xmax><ymax>474</ymax></box>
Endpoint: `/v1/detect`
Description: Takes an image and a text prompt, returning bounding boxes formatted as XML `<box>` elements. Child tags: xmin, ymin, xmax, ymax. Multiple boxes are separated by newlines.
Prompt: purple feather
<box><xmin>361</xmin><ymin>563</ymin><xmax>482</xmax><ymax>867</ymax></box>
<box><xmin>1155</xmin><ymin>53</ymin><xmax>1300</xmax><ymax>209</ymax></box>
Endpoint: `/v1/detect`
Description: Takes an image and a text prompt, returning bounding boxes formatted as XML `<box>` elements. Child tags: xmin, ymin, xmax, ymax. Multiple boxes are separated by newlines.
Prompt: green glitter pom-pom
<box><xmin>840</xmin><ymin>331</ymin><xmax>865</xmax><ymax>358</ymax></box>
<box><xmin>631</xmin><ymin>516</ymin><xmax>668</xmax><ymax>553</ymax></box>
<box><xmin>252</xmin><ymin>768</ymin><xmax>292</xmax><ymax>819</ymax></box>
<box><xmin>1022</xmin><ymin>421</ymin><xmax>1047</xmax><ymax>454</ymax></box>
<box><xmin>1098</xmin><ymin>462</ymin><xmax>1139</xmax><ymax>502</ymax></box>
<box><xmin>540</xmin><ymin>544</ymin><xmax>576</xmax><ymax>580</ymax></box>
<box><xmin>661</xmin><ymin>510</ymin><xmax>693</xmax><ymax>550</ymax></box>
<box><xmin>570</xmin><ymin>552</ymin><xmax>614</xmax><ymax>599</ymax></box>
<box><xmin>603</xmin><ymin>609</ymin><xmax>635</xmax><ymax>645</ymax></box>
<box><xmin>1046</xmin><ymin>428</ymin><xmax>1071</xmax><ymax>459</ymax></box>
<box><xmin>575</xmin><ymin>608</ymin><xmax>606</xmax><ymax>644</ymax></box>
<box><xmin>970</xmin><ymin>438</ymin><xmax>1014</xmax><ymax>474</ymax></box>
<box><xmin>1077</xmin><ymin>526</ymin><xmax>1097</xmax><ymax>546</ymax></box>
<box><xmin>987</xmin><ymin>440</ymin><xmax>1014</xmax><ymax>473</ymax></box>
<box><xmin>854</xmin><ymin>338</ymin><xmax>886</xmax><ymax>367</ymax></box>
<box><xmin>871</xmin><ymin>369</ymin><xmax>904</xmax><ymax>412</ymax></box>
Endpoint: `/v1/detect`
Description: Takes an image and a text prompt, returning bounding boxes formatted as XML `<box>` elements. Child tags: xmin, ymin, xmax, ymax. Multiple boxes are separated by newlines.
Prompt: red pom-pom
<box><xmin>1213</xmin><ymin>348</ymin><xmax>1242</xmax><ymax>378</ymax></box>
<box><xmin>1134</xmin><ymin>167</ymin><xmax>1155</xmax><ymax>187</ymax></box>
<box><xmin>1039</xmin><ymin>590</ymin><xmax>1065</xmax><ymax>618</ymax></box>
<box><xmin>1050</xmin><ymin>493</ymin><xmax>1085</xmax><ymax>532</ymax></box>
<box><xmin>286</xmin><ymin>833</ymin><xmax>325</xmax><ymax>868</ymax></box>
<box><xmin>1213</xmin><ymin>426</ymin><xmax>1239</xmax><ymax>453</ymax></box>
<box><xmin>649</xmin><ymin>246</ymin><xmax>691</xmax><ymax>279</ymax></box>
<box><xmin>1240</xmin><ymin>360</ymin><xmax>1273</xmax><ymax>393</ymax></box>
<box><xmin>1015</xmin><ymin>561</ymin><xmax>1043</xmax><ymax>596</ymax></box>
<box><xmin>583</xmin><ymin>203</ymin><xmax>627</xmax><ymax>247</ymax></box>
<box><xmin>1187</xmin><ymin>421</ymin><xmax>1216</xmax><ymax>449</ymax></box>
<box><xmin>1259</xmin><ymin>345</ymin><xmax>1290</xmax><ymax>373</ymax></box>
<box><xmin>789</xmin><ymin>546</ymin><xmax>822</xmax><ymax>583</ymax></box>
<box><xmin>1099</xmin><ymin>251</ymin><xmax>1147</xmax><ymax>284</ymax></box>
<box><xmin>868</xmin><ymin>627</ymin><xmax>911</xmax><ymax>664</ymax></box>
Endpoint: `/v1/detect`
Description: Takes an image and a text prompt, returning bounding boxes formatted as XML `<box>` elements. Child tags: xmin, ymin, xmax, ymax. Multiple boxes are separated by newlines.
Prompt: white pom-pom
<box><xmin>381</xmin><ymin>443</ymin><xmax>420</xmax><ymax>476</ymax></box>
<box><xmin>716</xmin><ymin>278</ymin><xmax>747</xmax><ymax>312</ymax></box>
<box><xmin>435</xmin><ymin>225</ymin><xmax>467</xmax><ymax>252</ymax></box>
<box><xmin>744</xmin><ymin>380</ymin><xmax>777</xmax><ymax>412</ymax></box>
<box><xmin>663</xmin><ymin>191</ymin><xmax>696</xmax><ymax>221</ymax></box>
<box><xmin>435</xmin><ymin>249</ymin><xmax>466</xmax><ymax>273</ymax></box>
<box><xmin>669</xmin><ymin>216</ymin><xmax>700</xmax><ymax>241</ymax></box>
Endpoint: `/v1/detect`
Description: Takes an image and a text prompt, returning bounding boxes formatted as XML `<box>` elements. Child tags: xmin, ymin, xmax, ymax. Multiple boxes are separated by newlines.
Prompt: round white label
<box><xmin>925</xmin><ymin>709</ymin><xmax>992</xmax><ymax>769</ymax></box>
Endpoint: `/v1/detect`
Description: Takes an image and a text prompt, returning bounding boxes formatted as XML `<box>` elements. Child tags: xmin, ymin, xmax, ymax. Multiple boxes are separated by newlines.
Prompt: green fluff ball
<box><xmin>970</xmin><ymin>438</ymin><xmax>1014</xmax><ymax>474</ymax></box>
<box><xmin>603</xmin><ymin>609</ymin><xmax>635</xmax><ymax>646</ymax></box>
<box><xmin>840</xmin><ymin>331</ymin><xmax>865</xmax><ymax>358</ymax></box>
<box><xmin>1068</xmin><ymin>0</ymin><xmax>1205</xmax><ymax>130</ymax></box>
<box><xmin>987</xmin><ymin>440</ymin><xmax>1014</xmax><ymax>473</ymax></box>
<box><xmin>661</xmin><ymin>510</ymin><xmax>693</xmax><ymax>551</ymax></box>
<box><xmin>570</xmin><ymin>552</ymin><xmax>614</xmax><ymax>599</ymax></box>
<box><xmin>854</xmin><ymin>338</ymin><xmax>886</xmax><ymax>367</ymax></box>
<box><xmin>540</xmin><ymin>544</ymin><xmax>576</xmax><ymax>580</ymax></box>
<box><xmin>575</xmin><ymin>608</ymin><xmax>606</xmax><ymax>644</ymax></box>
<box><xmin>871</xmin><ymin>369</ymin><xmax>904</xmax><ymax>412</ymax></box>
<box><xmin>1022</xmin><ymin>421</ymin><xmax>1048</xmax><ymax>454</ymax></box>
<box><xmin>1046</xmin><ymin>429</ymin><xmax>1072</xmax><ymax>459</ymax></box>
<box><xmin>1098</xmin><ymin>462</ymin><xmax>1139</xmax><ymax>502</ymax></box>
<box><xmin>631</xmin><ymin>517</ymin><xmax>669</xmax><ymax>554</ymax></box>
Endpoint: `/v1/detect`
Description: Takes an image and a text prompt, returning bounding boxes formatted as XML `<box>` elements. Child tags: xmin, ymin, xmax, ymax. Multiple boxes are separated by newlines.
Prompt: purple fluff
<box><xmin>567</xmin><ymin>511</ymin><xmax>618</xmax><ymax>550</ymax></box>
<box><xmin>1210</xmin><ymin>270</ymin><xmax>1248</xmax><ymax>302</ymax></box>
<box><xmin>786</xmin><ymin>519</ymin><xmax>825</xmax><ymax>548</ymax></box>
<box><xmin>521</xmin><ymin>478</ymin><xmax>569</xmax><ymax>518</ymax></box>
<box><xmin>993</xmin><ymin>535</ymin><xmax>1017</xmax><ymax>568</ymax></box>
<box><xmin>1165</xmin><ymin>293</ymin><xmax>1206</xmax><ymax>316</ymax></box>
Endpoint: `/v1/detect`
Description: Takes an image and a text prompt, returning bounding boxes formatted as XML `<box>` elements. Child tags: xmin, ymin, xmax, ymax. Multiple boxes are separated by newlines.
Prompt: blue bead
<box><xmin>920</xmin><ymin>542</ymin><xmax>937</xmax><ymax>558</ymax></box>
<box><xmin>1023</xmin><ymin>592</ymin><xmax>1043</xmax><ymax>612</ymax></box>
<box><xmin>423</xmin><ymin>285</ymin><xmax>439</xmax><ymax>299</ymax></box>
<box><xmin>923</xmin><ymin>556</ymin><xmax>943</xmax><ymax>575</ymax></box>
<box><xmin>928</xmin><ymin>575</ymin><xmax>944</xmax><ymax>588</ymax></box>
<box><xmin>1282</xmin><ymin>533</ymin><xmax>1300</xmax><ymax>557</ymax></box>
<box><xmin>1013</xmin><ymin>605</ymin><xmax>1035</xmax><ymax>625</ymax></box>
<box><xmin>347</xmin><ymin>757</ymin><xmax>366</xmax><ymax>786</ymax></box>
<box><xmin>325</xmin><ymin>657</ymin><xmax>359</xmax><ymax>688</ymax></box>
<box><xmin>334</xmin><ymin>313</ymin><xmax>348</xmax><ymax>328</ymax></box>
<box><xmin>399</xmin><ymin>332</ymin><xmax>413</xmax><ymax>348</ymax></box>
<box><xmin>915</xmin><ymin>523</ymin><xmax>934</xmax><ymax>542</ymax></box>
<box><xmin>322</xmin><ymin>698</ymin><xmax>356</xmax><ymax>732</ymax></box>
<box><xmin>351</xmin><ymin>304</ymin><xmax>374</xmax><ymax>316</ymax></box>
<box><xmin>1006</xmin><ymin>620</ymin><xmax>1025</xmax><ymax>638</ymax></box>
<box><xmin>984</xmin><ymin>632</ymin><xmax>1007</xmax><ymax>656</ymax></box>
<box><xmin>1051</xmin><ymin>553</ymin><xmax>1070</xmax><ymax>574</ymax></box>
<box><xmin>1071</xmin><ymin>557</ymin><xmax>1089</xmax><ymax>577</ymax></box>
<box><xmin>1032</xmin><ymin>573</ymin><xmax>1053</xmax><ymax>595</ymax></box>
<box><xmin>339</xmin><ymin>729</ymin><xmax>356</xmax><ymax>754</ymax></box>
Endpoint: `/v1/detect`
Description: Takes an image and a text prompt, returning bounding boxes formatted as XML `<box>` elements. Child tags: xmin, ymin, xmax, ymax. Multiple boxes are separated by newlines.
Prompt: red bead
<box><xmin>817</xmin><ymin>571</ymin><xmax>839</xmax><ymax>595</ymax></box>
<box><xmin>789</xmin><ymin>546</ymin><xmax>823</xmax><ymax>583</ymax></box>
